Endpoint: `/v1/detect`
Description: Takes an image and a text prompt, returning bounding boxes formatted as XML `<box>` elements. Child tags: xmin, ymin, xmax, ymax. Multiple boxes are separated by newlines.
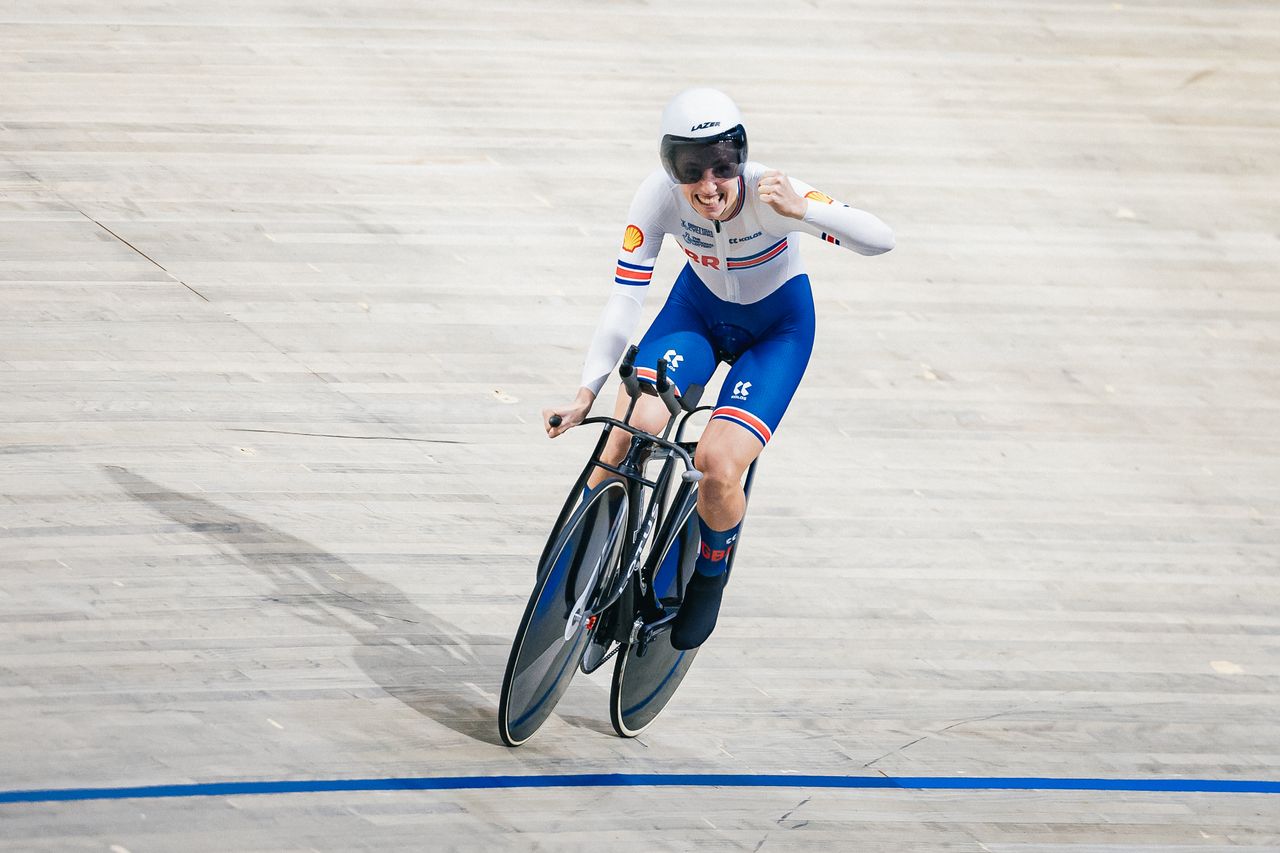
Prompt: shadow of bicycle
<box><xmin>104</xmin><ymin>465</ymin><xmax>522</xmax><ymax>746</ymax></box>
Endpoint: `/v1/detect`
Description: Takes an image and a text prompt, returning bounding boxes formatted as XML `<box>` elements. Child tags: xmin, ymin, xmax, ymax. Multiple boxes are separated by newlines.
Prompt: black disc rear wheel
<box><xmin>609</xmin><ymin>495</ymin><xmax>700</xmax><ymax>737</ymax></box>
<box><xmin>499</xmin><ymin>480</ymin><xmax>628</xmax><ymax>746</ymax></box>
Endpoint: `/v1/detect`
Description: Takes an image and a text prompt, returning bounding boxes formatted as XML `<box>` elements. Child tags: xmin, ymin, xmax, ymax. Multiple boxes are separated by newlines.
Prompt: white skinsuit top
<box><xmin>581</xmin><ymin>161</ymin><xmax>895</xmax><ymax>395</ymax></box>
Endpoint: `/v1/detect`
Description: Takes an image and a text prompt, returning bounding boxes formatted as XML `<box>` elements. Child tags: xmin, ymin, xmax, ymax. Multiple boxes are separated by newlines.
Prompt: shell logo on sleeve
<box><xmin>804</xmin><ymin>190</ymin><xmax>834</xmax><ymax>204</ymax></box>
<box><xmin>622</xmin><ymin>225</ymin><xmax>645</xmax><ymax>252</ymax></box>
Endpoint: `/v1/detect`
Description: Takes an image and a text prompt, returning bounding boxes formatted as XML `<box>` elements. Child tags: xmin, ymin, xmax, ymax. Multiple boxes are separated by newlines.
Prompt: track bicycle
<box><xmin>498</xmin><ymin>346</ymin><xmax>757</xmax><ymax>746</ymax></box>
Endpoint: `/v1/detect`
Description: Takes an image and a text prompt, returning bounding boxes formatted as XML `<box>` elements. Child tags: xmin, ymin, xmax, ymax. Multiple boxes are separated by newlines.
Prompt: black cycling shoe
<box><xmin>671</xmin><ymin>571</ymin><xmax>728</xmax><ymax>650</ymax></box>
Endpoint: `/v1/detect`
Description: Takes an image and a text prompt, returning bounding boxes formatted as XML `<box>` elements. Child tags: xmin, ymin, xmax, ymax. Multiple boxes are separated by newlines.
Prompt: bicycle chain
<box><xmin>582</xmin><ymin>640</ymin><xmax>621</xmax><ymax>674</ymax></box>
<box><xmin>596</xmin><ymin>642</ymin><xmax>622</xmax><ymax>668</ymax></box>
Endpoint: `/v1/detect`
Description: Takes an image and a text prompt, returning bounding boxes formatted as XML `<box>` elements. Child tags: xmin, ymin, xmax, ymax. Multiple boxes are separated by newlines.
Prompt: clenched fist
<box><xmin>758</xmin><ymin>170</ymin><xmax>806</xmax><ymax>219</ymax></box>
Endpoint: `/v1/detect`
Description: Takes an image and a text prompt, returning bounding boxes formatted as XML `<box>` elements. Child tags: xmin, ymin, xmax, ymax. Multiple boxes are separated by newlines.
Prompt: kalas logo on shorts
<box><xmin>622</xmin><ymin>224</ymin><xmax>644</xmax><ymax>252</ymax></box>
<box><xmin>663</xmin><ymin>349</ymin><xmax>684</xmax><ymax>370</ymax></box>
<box><xmin>732</xmin><ymin>380</ymin><xmax>752</xmax><ymax>400</ymax></box>
<box><xmin>690</xmin><ymin>121</ymin><xmax>721</xmax><ymax>132</ymax></box>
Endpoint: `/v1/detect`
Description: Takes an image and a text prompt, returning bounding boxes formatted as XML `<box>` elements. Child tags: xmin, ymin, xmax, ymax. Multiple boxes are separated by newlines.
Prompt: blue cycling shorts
<box><xmin>634</xmin><ymin>264</ymin><xmax>816</xmax><ymax>446</ymax></box>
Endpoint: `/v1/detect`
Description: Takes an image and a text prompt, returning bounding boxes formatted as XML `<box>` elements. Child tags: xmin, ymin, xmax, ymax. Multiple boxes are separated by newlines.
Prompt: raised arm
<box><xmin>757</xmin><ymin>169</ymin><xmax>895</xmax><ymax>255</ymax></box>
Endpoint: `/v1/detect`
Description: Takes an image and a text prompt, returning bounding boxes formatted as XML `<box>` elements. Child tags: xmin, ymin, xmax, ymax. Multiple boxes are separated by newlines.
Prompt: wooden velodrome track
<box><xmin>2</xmin><ymin>0</ymin><xmax>1278</xmax><ymax>849</ymax></box>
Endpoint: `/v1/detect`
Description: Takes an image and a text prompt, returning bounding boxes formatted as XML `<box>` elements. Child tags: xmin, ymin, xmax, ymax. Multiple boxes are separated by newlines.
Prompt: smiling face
<box><xmin>660</xmin><ymin>126</ymin><xmax>748</xmax><ymax>220</ymax></box>
<box><xmin>680</xmin><ymin>169</ymin><xmax>740</xmax><ymax>221</ymax></box>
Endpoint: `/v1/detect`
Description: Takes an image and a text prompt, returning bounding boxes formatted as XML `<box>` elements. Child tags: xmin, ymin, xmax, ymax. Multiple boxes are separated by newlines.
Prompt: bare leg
<box><xmin>586</xmin><ymin>385</ymin><xmax>671</xmax><ymax>489</ymax></box>
<box><xmin>693</xmin><ymin>418</ymin><xmax>766</xmax><ymax>529</ymax></box>
<box><xmin>670</xmin><ymin>418</ymin><xmax>765</xmax><ymax>650</ymax></box>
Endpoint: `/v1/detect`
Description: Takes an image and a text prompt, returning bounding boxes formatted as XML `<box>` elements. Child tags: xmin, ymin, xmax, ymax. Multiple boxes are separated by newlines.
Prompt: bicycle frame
<box><xmin>544</xmin><ymin>346</ymin><xmax>761</xmax><ymax>658</ymax></box>
<box><xmin>567</xmin><ymin>409</ymin><xmax>703</xmax><ymax>618</ymax></box>
<box><xmin>502</xmin><ymin>352</ymin><xmax>763</xmax><ymax>743</ymax></box>
<box><xmin>535</xmin><ymin>411</ymin><xmax>693</xmax><ymax>572</ymax></box>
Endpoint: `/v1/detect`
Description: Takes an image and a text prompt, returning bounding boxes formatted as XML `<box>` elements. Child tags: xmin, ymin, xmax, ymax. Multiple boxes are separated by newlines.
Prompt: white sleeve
<box><xmin>759</xmin><ymin>173</ymin><xmax>895</xmax><ymax>256</ymax></box>
<box><xmin>578</xmin><ymin>172</ymin><xmax>672</xmax><ymax>396</ymax></box>
<box><xmin>580</xmin><ymin>286</ymin><xmax>645</xmax><ymax>396</ymax></box>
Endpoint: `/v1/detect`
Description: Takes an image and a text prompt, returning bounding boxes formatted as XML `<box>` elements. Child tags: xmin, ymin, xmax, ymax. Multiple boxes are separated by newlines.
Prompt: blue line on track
<box><xmin>2</xmin><ymin>774</ymin><xmax>1276</xmax><ymax>804</ymax></box>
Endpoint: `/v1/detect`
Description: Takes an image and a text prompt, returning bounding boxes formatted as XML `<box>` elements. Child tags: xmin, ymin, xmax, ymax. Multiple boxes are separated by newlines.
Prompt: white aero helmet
<box><xmin>659</xmin><ymin>87</ymin><xmax>748</xmax><ymax>185</ymax></box>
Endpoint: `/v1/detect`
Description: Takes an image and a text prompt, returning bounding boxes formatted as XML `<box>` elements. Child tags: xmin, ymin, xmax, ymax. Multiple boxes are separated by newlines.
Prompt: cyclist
<box><xmin>543</xmin><ymin>88</ymin><xmax>894</xmax><ymax>650</ymax></box>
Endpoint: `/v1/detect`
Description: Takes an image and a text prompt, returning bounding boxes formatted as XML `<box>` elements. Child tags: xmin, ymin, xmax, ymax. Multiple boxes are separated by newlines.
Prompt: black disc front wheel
<box><xmin>499</xmin><ymin>479</ymin><xmax>628</xmax><ymax>746</ymax></box>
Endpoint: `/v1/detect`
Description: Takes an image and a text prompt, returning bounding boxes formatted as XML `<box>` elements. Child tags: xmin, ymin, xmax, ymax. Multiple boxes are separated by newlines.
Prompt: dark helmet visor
<box><xmin>660</xmin><ymin>125</ymin><xmax>748</xmax><ymax>185</ymax></box>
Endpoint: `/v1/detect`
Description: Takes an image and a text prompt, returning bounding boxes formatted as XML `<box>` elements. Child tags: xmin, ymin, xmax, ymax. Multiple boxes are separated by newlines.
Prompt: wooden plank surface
<box><xmin>1</xmin><ymin>0</ymin><xmax>1278</xmax><ymax>849</ymax></box>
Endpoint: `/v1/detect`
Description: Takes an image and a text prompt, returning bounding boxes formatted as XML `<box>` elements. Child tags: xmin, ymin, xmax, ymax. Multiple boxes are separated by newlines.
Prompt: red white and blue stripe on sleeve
<box><xmin>614</xmin><ymin>259</ymin><xmax>655</xmax><ymax>286</ymax></box>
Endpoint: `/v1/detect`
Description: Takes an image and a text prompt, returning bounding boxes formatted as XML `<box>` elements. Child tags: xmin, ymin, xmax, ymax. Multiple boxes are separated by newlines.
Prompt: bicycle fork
<box><xmin>564</xmin><ymin>545</ymin><xmax>612</xmax><ymax>641</ymax></box>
